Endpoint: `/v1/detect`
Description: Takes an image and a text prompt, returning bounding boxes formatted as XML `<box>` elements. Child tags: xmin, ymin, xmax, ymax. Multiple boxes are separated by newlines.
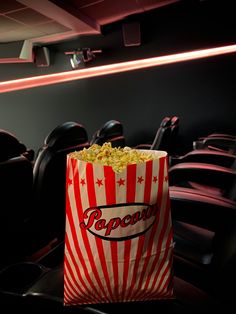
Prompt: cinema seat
<box><xmin>193</xmin><ymin>135</ymin><xmax>236</xmax><ymax>154</ymax></box>
<box><xmin>90</xmin><ymin>120</ymin><xmax>125</xmax><ymax>147</ymax></box>
<box><xmin>135</xmin><ymin>116</ymin><xmax>179</xmax><ymax>154</ymax></box>
<box><xmin>170</xmin><ymin>149</ymin><xmax>236</xmax><ymax>169</ymax></box>
<box><xmin>168</xmin><ymin>116</ymin><xmax>180</xmax><ymax>156</ymax></box>
<box><xmin>169</xmin><ymin>163</ymin><xmax>236</xmax><ymax>299</ymax></box>
<box><xmin>134</xmin><ymin>116</ymin><xmax>170</xmax><ymax>149</ymax></box>
<box><xmin>0</xmin><ymin>130</ymin><xmax>33</xmax><ymax>268</ymax></box>
<box><xmin>27</xmin><ymin>122</ymin><xmax>90</xmax><ymax>251</ymax></box>
<box><xmin>1</xmin><ymin>188</ymin><xmax>234</xmax><ymax>313</ymax></box>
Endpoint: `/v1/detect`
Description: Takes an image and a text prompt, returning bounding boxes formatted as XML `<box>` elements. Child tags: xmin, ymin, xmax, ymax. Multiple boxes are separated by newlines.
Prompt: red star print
<box><xmin>80</xmin><ymin>178</ymin><xmax>86</xmax><ymax>186</ymax></box>
<box><xmin>137</xmin><ymin>176</ymin><xmax>144</xmax><ymax>184</ymax></box>
<box><xmin>117</xmin><ymin>178</ymin><xmax>125</xmax><ymax>186</ymax></box>
<box><xmin>96</xmin><ymin>178</ymin><xmax>103</xmax><ymax>187</ymax></box>
<box><xmin>153</xmin><ymin>176</ymin><xmax>158</xmax><ymax>183</ymax></box>
<box><xmin>164</xmin><ymin>175</ymin><xmax>168</xmax><ymax>182</ymax></box>
<box><xmin>68</xmin><ymin>178</ymin><xmax>72</xmax><ymax>185</ymax></box>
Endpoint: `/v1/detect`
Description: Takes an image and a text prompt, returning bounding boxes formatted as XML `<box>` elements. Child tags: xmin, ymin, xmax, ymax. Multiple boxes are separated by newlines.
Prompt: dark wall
<box><xmin>0</xmin><ymin>1</ymin><xmax>235</xmax><ymax>154</ymax></box>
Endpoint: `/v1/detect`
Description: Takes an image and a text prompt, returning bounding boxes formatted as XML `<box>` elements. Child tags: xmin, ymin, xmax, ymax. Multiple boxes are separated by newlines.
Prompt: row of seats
<box><xmin>193</xmin><ymin>132</ymin><xmax>236</xmax><ymax>154</ymax></box>
<box><xmin>0</xmin><ymin>123</ymin><xmax>90</xmax><ymax>268</ymax></box>
<box><xmin>0</xmin><ymin>116</ymin><xmax>179</xmax><ymax>268</ymax></box>
<box><xmin>90</xmin><ymin>116</ymin><xmax>180</xmax><ymax>156</ymax></box>
<box><xmin>168</xmin><ymin>130</ymin><xmax>236</xmax><ymax>297</ymax></box>
<box><xmin>0</xmin><ymin>121</ymin><xmax>235</xmax><ymax>312</ymax></box>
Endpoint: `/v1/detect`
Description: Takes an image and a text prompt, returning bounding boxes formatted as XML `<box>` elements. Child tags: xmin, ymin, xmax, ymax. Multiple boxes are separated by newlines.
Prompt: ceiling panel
<box><xmin>0</xmin><ymin>0</ymin><xmax>26</xmax><ymax>13</ymax></box>
<box><xmin>72</xmin><ymin>0</ymin><xmax>105</xmax><ymax>9</ymax></box>
<box><xmin>0</xmin><ymin>15</ymin><xmax>22</xmax><ymax>33</ymax></box>
<box><xmin>78</xmin><ymin>0</ymin><xmax>140</xmax><ymax>24</ymax></box>
<box><xmin>0</xmin><ymin>0</ymin><xmax>181</xmax><ymax>63</ymax></box>
<box><xmin>7</xmin><ymin>7</ymin><xmax>52</xmax><ymax>25</ymax></box>
<box><xmin>34</xmin><ymin>21</ymin><xmax>70</xmax><ymax>35</ymax></box>
<box><xmin>0</xmin><ymin>27</ymin><xmax>47</xmax><ymax>43</ymax></box>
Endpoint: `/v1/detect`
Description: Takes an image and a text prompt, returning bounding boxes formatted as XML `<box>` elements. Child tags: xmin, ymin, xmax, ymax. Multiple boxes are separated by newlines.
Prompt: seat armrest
<box><xmin>199</xmin><ymin>133</ymin><xmax>236</xmax><ymax>140</ymax></box>
<box><xmin>170</xmin><ymin>187</ymin><xmax>236</xmax><ymax>231</ymax></box>
<box><xmin>195</xmin><ymin>137</ymin><xmax>236</xmax><ymax>152</ymax></box>
<box><xmin>170</xmin><ymin>149</ymin><xmax>236</xmax><ymax>168</ymax></box>
<box><xmin>169</xmin><ymin>162</ymin><xmax>236</xmax><ymax>188</ymax></box>
<box><xmin>134</xmin><ymin>143</ymin><xmax>151</xmax><ymax>149</ymax></box>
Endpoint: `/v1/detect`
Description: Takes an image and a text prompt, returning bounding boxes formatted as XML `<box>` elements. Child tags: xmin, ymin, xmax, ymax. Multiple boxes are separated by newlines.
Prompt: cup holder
<box><xmin>0</xmin><ymin>262</ymin><xmax>46</xmax><ymax>295</ymax></box>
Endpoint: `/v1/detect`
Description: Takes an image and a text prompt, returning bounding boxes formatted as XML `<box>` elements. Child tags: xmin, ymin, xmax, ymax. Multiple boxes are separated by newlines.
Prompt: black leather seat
<box><xmin>168</xmin><ymin>116</ymin><xmax>180</xmax><ymax>156</ymax></box>
<box><xmin>193</xmin><ymin>134</ymin><xmax>236</xmax><ymax>154</ymax></box>
<box><xmin>0</xmin><ymin>191</ymin><xmax>232</xmax><ymax>313</ymax></box>
<box><xmin>0</xmin><ymin>178</ymin><xmax>234</xmax><ymax>312</ymax></box>
<box><xmin>169</xmin><ymin>163</ymin><xmax>236</xmax><ymax>298</ymax></box>
<box><xmin>135</xmin><ymin>116</ymin><xmax>173</xmax><ymax>151</ymax></box>
<box><xmin>200</xmin><ymin>133</ymin><xmax>236</xmax><ymax>140</ymax></box>
<box><xmin>0</xmin><ymin>129</ymin><xmax>34</xmax><ymax>161</ymax></box>
<box><xmin>90</xmin><ymin>120</ymin><xmax>125</xmax><ymax>147</ymax></box>
<box><xmin>169</xmin><ymin>157</ymin><xmax>236</xmax><ymax>199</ymax></box>
<box><xmin>0</xmin><ymin>128</ymin><xmax>234</xmax><ymax>312</ymax></box>
<box><xmin>170</xmin><ymin>149</ymin><xmax>236</xmax><ymax>169</ymax></box>
<box><xmin>150</xmin><ymin>116</ymin><xmax>172</xmax><ymax>150</ymax></box>
<box><xmin>171</xmin><ymin>186</ymin><xmax>236</xmax><ymax>297</ymax></box>
<box><xmin>28</xmin><ymin>122</ymin><xmax>90</xmax><ymax>250</ymax></box>
<box><xmin>0</xmin><ymin>130</ymin><xmax>33</xmax><ymax>268</ymax></box>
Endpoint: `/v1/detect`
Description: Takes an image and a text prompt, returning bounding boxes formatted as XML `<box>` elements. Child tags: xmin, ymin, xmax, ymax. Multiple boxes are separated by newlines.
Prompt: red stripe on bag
<box><xmin>155</xmin><ymin>258</ymin><xmax>173</xmax><ymax>297</ymax></box>
<box><xmin>156</xmin><ymin>156</ymin><xmax>166</xmax><ymax>207</ymax></box>
<box><xmin>72</xmin><ymin>161</ymin><xmax>109</xmax><ymax>302</ymax></box>
<box><xmin>64</xmin><ymin>257</ymin><xmax>90</xmax><ymax>303</ymax></box>
<box><xmin>160</xmin><ymin>275</ymin><xmax>174</xmax><ymax>298</ymax></box>
<box><xmin>122</xmin><ymin>163</ymin><xmax>137</xmax><ymax>300</ymax></box>
<box><xmin>144</xmin><ymin>160</ymin><xmax>153</xmax><ymax>203</ymax></box>
<box><xmin>158</xmin><ymin>248</ymin><xmax>174</xmax><ymax>296</ymax></box>
<box><xmin>64</xmin><ymin>280</ymin><xmax>74</xmax><ymax>303</ymax></box>
<box><xmin>65</xmin><ymin>160</ymin><xmax>102</xmax><ymax>301</ymax></box>
<box><xmin>65</xmin><ymin>234</ymin><xmax>100</xmax><ymax>302</ymax></box>
<box><xmin>64</xmin><ymin>275</ymin><xmax>84</xmax><ymax>304</ymax></box>
<box><xmin>86</xmin><ymin>163</ymin><xmax>114</xmax><ymax>301</ymax></box>
<box><xmin>150</xmin><ymin>228</ymin><xmax>173</xmax><ymax>291</ymax></box>
<box><xmin>64</xmin><ymin>283</ymin><xmax>74</xmax><ymax>304</ymax></box>
<box><xmin>86</xmin><ymin>163</ymin><xmax>113</xmax><ymax>301</ymax></box>
<box><xmin>69</xmin><ymin>160</ymin><xmax>103</xmax><ymax>300</ymax></box>
<box><xmin>126</xmin><ymin>160</ymin><xmax>153</xmax><ymax>300</ymax></box>
<box><xmin>64</xmin><ymin>280</ymin><xmax>77</xmax><ymax>303</ymax></box>
<box><xmin>139</xmin><ymin>197</ymin><xmax>171</xmax><ymax>298</ymax></box>
<box><xmin>104</xmin><ymin>165</ymin><xmax>119</xmax><ymax>300</ymax></box>
<box><xmin>149</xmin><ymin>232</ymin><xmax>173</xmax><ymax>297</ymax></box>
<box><xmin>146</xmin><ymin>258</ymin><xmax>173</xmax><ymax>300</ymax></box>
<box><xmin>64</xmin><ymin>157</ymin><xmax>72</xmax><ymax>303</ymax></box>
<box><xmin>131</xmin><ymin>157</ymin><xmax>165</xmax><ymax>300</ymax></box>
<box><xmin>142</xmin><ymin>226</ymin><xmax>173</xmax><ymax>300</ymax></box>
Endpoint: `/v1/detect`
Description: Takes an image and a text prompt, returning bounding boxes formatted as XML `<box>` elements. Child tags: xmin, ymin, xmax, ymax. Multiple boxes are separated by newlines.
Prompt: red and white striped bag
<box><xmin>64</xmin><ymin>150</ymin><xmax>173</xmax><ymax>305</ymax></box>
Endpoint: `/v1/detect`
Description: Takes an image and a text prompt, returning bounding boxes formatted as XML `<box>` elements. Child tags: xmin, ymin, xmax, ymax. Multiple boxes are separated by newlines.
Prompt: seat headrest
<box><xmin>0</xmin><ymin>129</ymin><xmax>26</xmax><ymax>161</ymax></box>
<box><xmin>160</xmin><ymin>117</ymin><xmax>172</xmax><ymax>128</ymax></box>
<box><xmin>98</xmin><ymin>120</ymin><xmax>123</xmax><ymax>138</ymax></box>
<box><xmin>171</xmin><ymin>116</ymin><xmax>180</xmax><ymax>126</ymax></box>
<box><xmin>44</xmin><ymin>122</ymin><xmax>88</xmax><ymax>149</ymax></box>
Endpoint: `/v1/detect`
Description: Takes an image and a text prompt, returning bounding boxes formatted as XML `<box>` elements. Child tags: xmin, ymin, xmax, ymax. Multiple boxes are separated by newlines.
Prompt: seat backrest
<box><xmin>169</xmin><ymin>116</ymin><xmax>180</xmax><ymax>155</ymax></box>
<box><xmin>150</xmin><ymin>116</ymin><xmax>172</xmax><ymax>150</ymax></box>
<box><xmin>0</xmin><ymin>130</ymin><xmax>33</xmax><ymax>267</ymax></box>
<box><xmin>0</xmin><ymin>129</ymin><xmax>27</xmax><ymax>161</ymax></box>
<box><xmin>32</xmin><ymin>122</ymin><xmax>90</xmax><ymax>244</ymax></box>
<box><xmin>90</xmin><ymin>120</ymin><xmax>125</xmax><ymax>147</ymax></box>
<box><xmin>170</xmin><ymin>186</ymin><xmax>236</xmax><ymax>300</ymax></box>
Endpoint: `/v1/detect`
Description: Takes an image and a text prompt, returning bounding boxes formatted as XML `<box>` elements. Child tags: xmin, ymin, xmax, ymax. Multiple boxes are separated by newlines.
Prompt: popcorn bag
<box><xmin>64</xmin><ymin>144</ymin><xmax>174</xmax><ymax>305</ymax></box>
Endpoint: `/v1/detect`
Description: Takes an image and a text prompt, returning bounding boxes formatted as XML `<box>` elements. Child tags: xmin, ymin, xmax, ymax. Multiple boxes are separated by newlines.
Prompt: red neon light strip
<box><xmin>0</xmin><ymin>44</ymin><xmax>236</xmax><ymax>93</ymax></box>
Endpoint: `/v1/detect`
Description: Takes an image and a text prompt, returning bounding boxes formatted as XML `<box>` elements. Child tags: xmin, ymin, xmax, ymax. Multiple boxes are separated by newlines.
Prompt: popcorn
<box><xmin>65</xmin><ymin>142</ymin><xmax>173</xmax><ymax>305</ymax></box>
<box><xmin>70</xmin><ymin>142</ymin><xmax>158</xmax><ymax>173</ymax></box>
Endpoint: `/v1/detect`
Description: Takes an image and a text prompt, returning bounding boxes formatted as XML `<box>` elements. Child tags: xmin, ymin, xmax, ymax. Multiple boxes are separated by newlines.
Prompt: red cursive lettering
<box><xmin>80</xmin><ymin>204</ymin><xmax>157</xmax><ymax>237</ymax></box>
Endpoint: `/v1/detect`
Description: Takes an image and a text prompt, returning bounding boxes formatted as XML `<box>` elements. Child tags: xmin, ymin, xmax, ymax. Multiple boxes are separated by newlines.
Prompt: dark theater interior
<box><xmin>0</xmin><ymin>0</ymin><xmax>236</xmax><ymax>313</ymax></box>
